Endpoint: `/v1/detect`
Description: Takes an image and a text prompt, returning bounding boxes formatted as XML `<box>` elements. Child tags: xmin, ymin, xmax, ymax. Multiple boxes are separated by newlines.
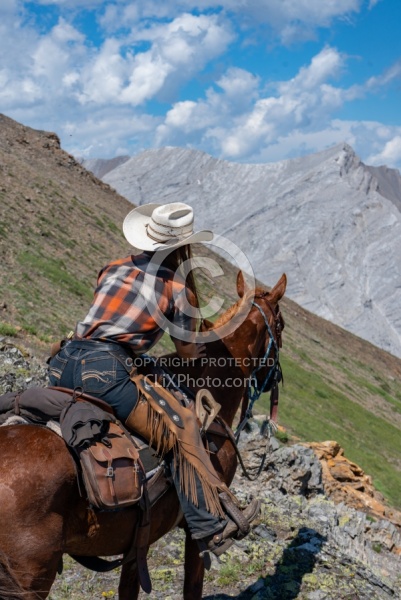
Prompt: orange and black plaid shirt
<box><xmin>75</xmin><ymin>253</ymin><xmax>196</xmax><ymax>353</ymax></box>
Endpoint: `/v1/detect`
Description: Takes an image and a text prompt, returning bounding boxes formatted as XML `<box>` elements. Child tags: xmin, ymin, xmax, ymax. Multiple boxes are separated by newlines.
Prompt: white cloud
<box><xmin>0</xmin><ymin>15</ymin><xmax>87</xmax><ymax>113</ymax></box>
<box><xmin>0</xmin><ymin>70</ymin><xmax>42</xmax><ymax>106</ymax></box>
<box><xmin>162</xmin><ymin>101</ymin><xmax>198</xmax><ymax>128</ymax></box>
<box><xmin>62</xmin><ymin>108</ymin><xmax>160</xmax><ymax>158</ymax></box>
<box><xmin>77</xmin><ymin>38</ymin><xmax>128</xmax><ymax>104</ymax></box>
<box><xmin>223</xmin><ymin>0</ymin><xmax>363</xmax><ymax>43</ymax></box>
<box><xmin>279</xmin><ymin>47</ymin><xmax>345</xmax><ymax>93</ymax></box>
<box><xmin>131</xmin><ymin>13</ymin><xmax>234</xmax><ymax>67</ymax></box>
<box><xmin>32</xmin><ymin>19</ymin><xmax>85</xmax><ymax>79</ymax></box>
<box><xmin>72</xmin><ymin>13</ymin><xmax>233</xmax><ymax>107</ymax></box>
<box><xmin>368</xmin><ymin>136</ymin><xmax>401</xmax><ymax>168</ymax></box>
<box><xmin>119</xmin><ymin>13</ymin><xmax>233</xmax><ymax>106</ymax></box>
<box><xmin>156</xmin><ymin>67</ymin><xmax>259</xmax><ymax>146</ymax></box>
<box><xmin>158</xmin><ymin>47</ymin><xmax>349</xmax><ymax>159</ymax></box>
<box><xmin>32</xmin><ymin>0</ymin><xmax>104</xmax><ymax>6</ymax></box>
<box><xmin>44</xmin><ymin>0</ymin><xmax>364</xmax><ymax>43</ymax></box>
<box><xmin>1</xmin><ymin>1</ymin><xmax>400</xmax><ymax>172</ymax></box>
<box><xmin>366</xmin><ymin>60</ymin><xmax>401</xmax><ymax>90</ymax></box>
<box><xmin>119</xmin><ymin>52</ymin><xmax>173</xmax><ymax>106</ymax></box>
<box><xmin>154</xmin><ymin>45</ymin><xmax>401</xmax><ymax>172</ymax></box>
<box><xmin>217</xmin><ymin>68</ymin><xmax>259</xmax><ymax>104</ymax></box>
<box><xmin>0</xmin><ymin>0</ymin><xmax>18</xmax><ymax>14</ymax></box>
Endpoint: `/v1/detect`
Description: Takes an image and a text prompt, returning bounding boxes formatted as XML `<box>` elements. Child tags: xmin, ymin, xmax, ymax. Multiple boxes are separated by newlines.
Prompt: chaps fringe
<box><xmin>141</xmin><ymin>398</ymin><xmax>229</xmax><ymax>518</ymax></box>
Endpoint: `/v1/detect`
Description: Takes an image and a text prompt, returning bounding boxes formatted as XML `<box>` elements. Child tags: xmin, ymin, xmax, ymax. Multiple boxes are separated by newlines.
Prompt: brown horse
<box><xmin>0</xmin><ymin>271</ymin><xmax>286</xmax><ymax>600</ymax></box>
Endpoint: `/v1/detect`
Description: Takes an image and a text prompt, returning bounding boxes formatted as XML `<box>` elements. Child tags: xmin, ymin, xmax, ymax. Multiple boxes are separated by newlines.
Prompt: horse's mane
<box><xmin>212</xmin><ymin>298</ymin><xmax>242</xmax><ymax>329</ymax></box>
<box><xmin>210</xmin><ymin>287</ymin><xmax>266</xmax><ymax>329</ymax></box>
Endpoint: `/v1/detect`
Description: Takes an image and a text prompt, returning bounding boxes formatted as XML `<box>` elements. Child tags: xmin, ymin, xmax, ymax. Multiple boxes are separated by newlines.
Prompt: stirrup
<box><xmin>198</xmin><ymin>497</ymin><xmax>261</xmax><ymax>558</ymax></box>
<box><xmin>218</xmin><ymin>493</ymin><xmax>260</xmax><ymax>539</ymax></box>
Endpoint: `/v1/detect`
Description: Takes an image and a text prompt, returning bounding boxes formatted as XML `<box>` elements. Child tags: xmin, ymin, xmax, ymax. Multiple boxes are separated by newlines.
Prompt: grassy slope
<box><xmin>0</xmin><ymin>114</ymin><xmax>400</xmax><ymax>509</ymax></box>
<box><xmin>256</xmin><ymin>299</ymin><xmax>401</xmax><ymax>507</ymax></box>
<box><xmin>0</xmin><ymin>114</ymin><xmax>134</xmax><ymax>348</ymax></box>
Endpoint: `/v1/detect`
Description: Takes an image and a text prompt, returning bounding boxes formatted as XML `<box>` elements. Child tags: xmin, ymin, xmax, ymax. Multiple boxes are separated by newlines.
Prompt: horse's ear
<box><xmin>237</xmin><ymin>270</ymin><xmax>247</xmax><ymax>298</ymax></box>
<box><xmin>269</xmin><ymin>273</ymin><xmax>287</xmax><ymax>304</ymax></box>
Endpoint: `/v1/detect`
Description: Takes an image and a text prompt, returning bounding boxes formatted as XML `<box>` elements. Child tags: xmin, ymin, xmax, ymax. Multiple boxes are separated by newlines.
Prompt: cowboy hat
<box><xmin>123</xmin><ymin>202</ymin><xmax>213</xmax><ymax>252</ymax></box>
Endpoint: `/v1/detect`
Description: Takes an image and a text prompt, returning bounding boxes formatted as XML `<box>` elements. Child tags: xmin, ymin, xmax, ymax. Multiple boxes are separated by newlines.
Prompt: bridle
<box><xmin>234</xmin><ymin>292</ymin><xmax>284</xmax><ymax>447</ymax></box>
<box><xmin>247</xmin><ymin>296</ymin><xmax>283</xmax><ymax>412</ymax></box>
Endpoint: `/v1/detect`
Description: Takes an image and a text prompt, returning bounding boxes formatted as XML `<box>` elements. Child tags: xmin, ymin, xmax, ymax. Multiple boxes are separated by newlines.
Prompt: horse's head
<box><xmin>199</xmin><ymin>270</ymin><xmax>286</xmax><ymax>393</ymax></box>
<box><xmin>238</xmin><ymin>271</ymin><xmax>286</xmax><ymax>391</ymax></box>
<box><xmin>232</xmin><ymin>270</ymin><xmax>287</xmax><ymax>427</ymax></box>
<box><xmin>216</xmin><ymin>270</ymin><xmax>286</xmax><ymax>387</ymax></box>
<box><xmin>237</xmin><ymin>270</ymin><xmax>286</xmax><ymax>347</ymax></box>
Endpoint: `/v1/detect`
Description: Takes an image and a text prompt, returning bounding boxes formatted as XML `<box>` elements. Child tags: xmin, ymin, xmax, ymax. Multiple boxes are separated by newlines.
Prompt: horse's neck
<box><xmin>158</xmin><ymin>316</ymin><xmax>261</xmax><ymax>427</ymax></box>
<box><xmin>195</xmin><ymin>340</ymin><xmax>247</xmax><ymax>427</ymax></box>
<box><xmin>202</xmin><ymin>317</ymin><xmax>263</xmax><ymax>426</ymax></box>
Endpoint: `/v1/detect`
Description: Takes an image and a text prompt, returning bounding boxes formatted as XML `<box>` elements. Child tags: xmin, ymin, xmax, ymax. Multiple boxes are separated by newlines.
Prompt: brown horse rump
<box><xmin>0</xmin><ymin>387</ymin><xmax>161</xmax><ymax>510</ymax></box>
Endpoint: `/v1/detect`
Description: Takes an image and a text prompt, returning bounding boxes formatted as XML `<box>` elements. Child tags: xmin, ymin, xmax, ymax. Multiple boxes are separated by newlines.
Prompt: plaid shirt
<box><xmin>75</xmin><ymin>253</ymin><xmax>196</xmax><ymax>353</ymax></box>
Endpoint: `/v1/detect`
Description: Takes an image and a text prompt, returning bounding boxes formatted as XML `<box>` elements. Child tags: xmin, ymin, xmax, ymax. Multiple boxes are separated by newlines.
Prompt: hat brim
<box><xmin>123</xmin><ymin>203</ymin><xmax>213</xmax><ymax>252</ymax></box>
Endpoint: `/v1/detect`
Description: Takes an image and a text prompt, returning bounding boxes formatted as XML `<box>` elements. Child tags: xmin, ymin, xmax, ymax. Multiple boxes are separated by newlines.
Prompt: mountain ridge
<box><xmin>82</xmin><ymin>143</ymin><xmax>401</xmax><ymax>359</ymax></box>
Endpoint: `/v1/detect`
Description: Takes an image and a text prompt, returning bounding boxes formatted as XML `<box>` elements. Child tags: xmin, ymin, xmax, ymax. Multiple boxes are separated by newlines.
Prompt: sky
<box><xmin>1</xmin><ymin>0</ymin><xmax>401</xmax><ymax>170</ymax></box>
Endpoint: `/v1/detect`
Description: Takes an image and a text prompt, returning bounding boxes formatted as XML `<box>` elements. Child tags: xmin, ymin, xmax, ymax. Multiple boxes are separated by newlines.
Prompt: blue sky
<box><xmin>1</xmin><ymin>0</ymin><xmax>401</xmax><ymax>170</ymax></box>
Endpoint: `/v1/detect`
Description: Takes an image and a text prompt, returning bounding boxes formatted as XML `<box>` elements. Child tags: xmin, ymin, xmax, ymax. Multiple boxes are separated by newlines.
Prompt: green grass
<box><xmin>17</xmin><ymin>251</ymin><xmax>93</xmax><ymax>300</ymax></box>
<box><xmin>345</xmin><ymin>370</ymin><xmax>401</xmax><ymax>414</ymax></box>
<box><xmin>21</xmin><ymin>323</ymin><xmax>38</xmax><ymax>336</ymax></box>
<box><xmin>216</xmin><ymin>560</ymin><xmax>241</xmax><ymax>586</ymax></box>
<box><xmin>102</xmin><ymin>215</ymin><xmax>121</xmax><ymax>235</ymax></box>
<box><xmin>0</xmin><ymin>322</ymin><xmax>18</xmax><ymax>336</ymax></box>
<box><xmin>256</xmin><ymin>355</ymin><xmax>401</xmax><ymax>508</ymax></box>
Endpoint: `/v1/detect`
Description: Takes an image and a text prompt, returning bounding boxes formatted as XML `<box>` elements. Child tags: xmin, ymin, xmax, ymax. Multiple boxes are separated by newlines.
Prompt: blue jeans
<box><xmin>48</xmin><ymin>344</ymin><xmax>138</xmax><ymax>421</ymax></box>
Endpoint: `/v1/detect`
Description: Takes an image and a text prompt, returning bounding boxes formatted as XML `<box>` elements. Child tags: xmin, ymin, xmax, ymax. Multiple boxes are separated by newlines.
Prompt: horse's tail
<box><xmin>0</xmin><ymin>549</ymin><xmax>27</xmax><ymax>599</ymax></box>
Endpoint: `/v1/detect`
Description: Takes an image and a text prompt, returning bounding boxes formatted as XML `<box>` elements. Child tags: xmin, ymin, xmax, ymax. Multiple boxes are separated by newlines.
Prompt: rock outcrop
<box><xmin>304</xmin><ymin>440</ymin><xmax>401</xmax><ymax>529</ymax></box>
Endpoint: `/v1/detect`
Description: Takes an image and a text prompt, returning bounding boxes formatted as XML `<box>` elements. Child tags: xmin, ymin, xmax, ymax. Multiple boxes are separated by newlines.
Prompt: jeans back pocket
<box><xmin>48</xmin><ymin>353</ymin><xmax>68</xmax><ymax>384</ymax></box>
<box><xmin>80</xmin><ymin>353</ymin><xmax>117</xmax><ymax>395</ymax></box>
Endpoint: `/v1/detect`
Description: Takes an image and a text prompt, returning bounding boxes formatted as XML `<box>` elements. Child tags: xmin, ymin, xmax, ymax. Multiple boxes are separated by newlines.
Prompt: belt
<box><xmin>67</xmin><ymin>339</ymin><xmax>136</xmax><ymax>373</ymax></box>
<box><xmin>68</xmin><ymin>339</ymin><xmax>127</xmax><ymax>352</ymax></box>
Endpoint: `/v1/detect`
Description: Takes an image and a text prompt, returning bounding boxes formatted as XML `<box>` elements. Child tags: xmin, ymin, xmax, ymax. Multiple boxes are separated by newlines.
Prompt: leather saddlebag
<box><xmin>78</xmin><ymin>422</ymin><xmax>146</xmax><ymax>510</ymax></box>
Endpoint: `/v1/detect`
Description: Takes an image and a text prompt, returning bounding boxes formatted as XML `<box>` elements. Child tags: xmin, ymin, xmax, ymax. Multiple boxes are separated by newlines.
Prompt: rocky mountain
<box><xmin>83</xmin><ymin>145</ymin><xmax>401</xmax><ymax>360</ymax></box>
<box><xmin>78</xmin><ymin>155</ymin><xmax>130</xmax><ymax>179</ymax></box>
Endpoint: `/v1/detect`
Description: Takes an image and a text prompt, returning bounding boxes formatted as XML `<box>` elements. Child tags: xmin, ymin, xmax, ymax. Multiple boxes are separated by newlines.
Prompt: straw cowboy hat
<box><xmin>123</xmin><ymin>202</ymin><xmax>213</xmax><ymax>252</ymax></box>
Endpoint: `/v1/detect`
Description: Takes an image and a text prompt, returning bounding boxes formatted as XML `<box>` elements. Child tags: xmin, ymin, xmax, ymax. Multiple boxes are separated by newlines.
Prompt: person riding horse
<box><xmin>48</xmin><ymin>202</ymin><xmax>260</xmax><ymax>558</ymax></box>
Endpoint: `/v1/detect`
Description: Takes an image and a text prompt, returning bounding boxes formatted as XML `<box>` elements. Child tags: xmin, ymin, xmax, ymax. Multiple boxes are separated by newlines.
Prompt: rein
<box><xmin>214</xmin><ymin>417</ymin><xmax>272</xmax><ymax>481</ymax></box>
